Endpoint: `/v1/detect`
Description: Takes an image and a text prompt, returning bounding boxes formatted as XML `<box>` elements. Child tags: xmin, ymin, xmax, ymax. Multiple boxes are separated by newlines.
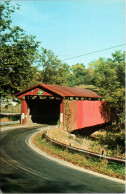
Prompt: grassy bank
<box><xmin>0</xmin><ymin>115</ymin><xmax>21</xmax><ymax>122</ymax></box>
<box><xmin>33</xmin><ymin>132</ymin><xmax>125</xmax><ymax>180</ymax></box>
<box><xmin>47</xmin><ymin>126</ymin><xmax>125</xmax><ymax>159</ymax></box>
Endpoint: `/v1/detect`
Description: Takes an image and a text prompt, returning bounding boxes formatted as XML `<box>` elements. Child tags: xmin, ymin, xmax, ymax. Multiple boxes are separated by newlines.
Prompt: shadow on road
<box><xmin>1</xmin><ymin>172</ymin><xmax>93</xmax><ymax>193</ymax></box>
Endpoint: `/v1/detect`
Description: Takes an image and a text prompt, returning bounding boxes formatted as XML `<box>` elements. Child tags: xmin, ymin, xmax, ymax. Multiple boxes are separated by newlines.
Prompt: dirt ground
<box><xmin>47</xmin><ymin>126</ymin><xmax>105</xmax><ymax>154</ymax></box>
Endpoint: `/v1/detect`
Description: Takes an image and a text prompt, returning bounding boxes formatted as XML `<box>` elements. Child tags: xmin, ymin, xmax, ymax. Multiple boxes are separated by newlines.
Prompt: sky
<box><xmin>11</xmin><ymin>0</ymin><xmax>125</xmax><ymax>67</ymax></box>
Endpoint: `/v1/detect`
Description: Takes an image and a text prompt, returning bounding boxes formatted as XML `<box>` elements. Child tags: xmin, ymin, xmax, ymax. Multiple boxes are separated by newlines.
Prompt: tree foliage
<box><xmin>70</xmin><ymin>63</ymin><xmax>94</xmax><ymax>86</ymax></box>
<box><xmin>0</xmin><ymin>0</ymin><xmax>40</xmax><ymax>97</ymax></box>
<box><xmin>91</xmin><ymin>51</ymin><xmax>125</xmax><ymax>125</ymax></box>
<box><xmin>38</xmin><ymin>47</ymin><xmax>71</xmax><ymax>86</ymax></box>
<box><xmin>70</xmin><ymin>63</ymin><xmax>86</xmax><ymax>86</ymax></box>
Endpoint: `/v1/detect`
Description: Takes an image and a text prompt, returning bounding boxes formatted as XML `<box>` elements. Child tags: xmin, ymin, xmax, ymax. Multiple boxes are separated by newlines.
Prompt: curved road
<box><xmin>0</xmin><ymin>126</ymin><xmax>125</xmax><ymax>193</ymax></box>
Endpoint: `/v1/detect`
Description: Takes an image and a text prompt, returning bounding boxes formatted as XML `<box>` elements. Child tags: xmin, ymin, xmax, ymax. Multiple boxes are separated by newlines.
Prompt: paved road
<box><xmin>0</xmin><ymin>126</ymin><xmax>125</xmax><ymax>193</ymax></box>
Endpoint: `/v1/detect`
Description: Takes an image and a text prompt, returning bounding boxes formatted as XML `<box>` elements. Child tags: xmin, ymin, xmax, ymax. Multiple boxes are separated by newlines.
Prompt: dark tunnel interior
<box><xmin>27</xmin><ymin>99</ymin><xmax>60</xmax><ymax>124</ymax></box>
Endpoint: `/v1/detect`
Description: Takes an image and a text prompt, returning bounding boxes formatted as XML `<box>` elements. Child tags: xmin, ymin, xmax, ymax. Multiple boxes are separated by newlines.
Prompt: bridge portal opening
<box><xmin>26</xmin><ymin>98</ymin><xmax>60</xmax><ymax>125</ymax></box>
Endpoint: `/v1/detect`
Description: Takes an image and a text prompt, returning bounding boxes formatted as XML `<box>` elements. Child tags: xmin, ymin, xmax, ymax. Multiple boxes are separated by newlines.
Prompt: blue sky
<box><xmin>11</xmin><ymin>0</ymin><xmax>125</xmax><ymax>67</ymax></box>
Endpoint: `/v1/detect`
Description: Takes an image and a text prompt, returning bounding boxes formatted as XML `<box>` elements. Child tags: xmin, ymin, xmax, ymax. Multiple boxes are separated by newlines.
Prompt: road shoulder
<box><xmin>27</xmin><ymin>129</ymin><xmax>125</xmax><ymax>185</ymax></box>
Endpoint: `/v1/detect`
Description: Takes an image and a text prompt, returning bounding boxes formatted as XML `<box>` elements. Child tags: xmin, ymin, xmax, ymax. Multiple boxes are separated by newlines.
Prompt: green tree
<box><xmin>0</xmin><ymin>0</ymin><xmax>40</xmax><ymax>98</ymax></box>
<box><xmin>38</xmin><ymin>47</ymin><xmax>71</xmax><ymax>86</ymax></box>
<box><xmin>70</xmin><ymin>63</ymin><xmax>87</xmax><ymax>86</ymax></box>
<box><xmin>70</xmin><ymin>63</ymin><xmax>95</xmax><ymax>86</ymax></box>
<box><xmin>84</xmin><ymin>66</ymin><xmax>94</xmax><ymax>84</ymax></box>
<box><xmin>92</xmin><ymin>51</ymin><xmax>125</xmax><ymax>125</ymax></box>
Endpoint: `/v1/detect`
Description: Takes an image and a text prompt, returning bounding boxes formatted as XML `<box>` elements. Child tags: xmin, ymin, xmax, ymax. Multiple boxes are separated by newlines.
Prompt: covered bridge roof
<box><xmin>16</xmin><ymin>83</ymin><xmax>102</xmax><ymax>99</ymax></box>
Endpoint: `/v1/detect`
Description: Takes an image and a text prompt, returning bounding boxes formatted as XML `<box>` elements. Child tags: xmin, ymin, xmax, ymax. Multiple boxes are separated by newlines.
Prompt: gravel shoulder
<box><xmin>1</xmin><ymin>124</ymin><xmax>44</xmax><ymax>132</ymax></box>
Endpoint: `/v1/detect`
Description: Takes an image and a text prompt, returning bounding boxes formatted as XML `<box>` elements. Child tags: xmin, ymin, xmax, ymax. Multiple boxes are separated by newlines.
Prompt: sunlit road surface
<box><xmin>0</xmin><ymin>126</ymin><xmax>125</xmax><ymax>193</ymax></box>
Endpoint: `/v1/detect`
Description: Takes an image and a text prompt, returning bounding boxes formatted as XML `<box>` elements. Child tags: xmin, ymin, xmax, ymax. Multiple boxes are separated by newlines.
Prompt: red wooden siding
<box><xmin>21</xmin><ymin>99</ymin><xmax>28</xmax><ymax>124</ymax></box>
<box><xmin>77</xmin><ymin>101</ymin><xmax>105</xmax><ymax>129</ymax></box>
<box><xmin>60</xmin><ymin>101</ymin><xmax>63</xmax><ymax>113</ymax></box>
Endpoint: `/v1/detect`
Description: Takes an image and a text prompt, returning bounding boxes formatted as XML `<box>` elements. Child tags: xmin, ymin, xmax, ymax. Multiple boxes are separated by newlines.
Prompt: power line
<box><xmin>61</xmin><ymin>44</ymin><xmax>125</xmax><ymax>61</ymax></box>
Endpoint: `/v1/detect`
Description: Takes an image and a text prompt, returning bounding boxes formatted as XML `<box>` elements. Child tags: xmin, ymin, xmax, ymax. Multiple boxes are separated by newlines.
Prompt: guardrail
<box><xmin>43</xmin><ymin>132</ymin><xmax>125</xmax><ymax>164</ymax></box>
<box><xmin>1</xmin><ymin>120</ymin><xmax>20</xmax><ymax>126</ymax></box>
<box><xmin>0</xmin><ymin>113</ymin><xmax>21</xmax><ymax>115</ymax></box>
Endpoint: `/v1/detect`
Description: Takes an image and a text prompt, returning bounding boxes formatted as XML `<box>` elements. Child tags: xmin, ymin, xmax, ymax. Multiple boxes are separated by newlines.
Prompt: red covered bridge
<box><xmin>16</xmin><ymin>84</ymin><xmax>109</xmax><ymax>131</ymax></box>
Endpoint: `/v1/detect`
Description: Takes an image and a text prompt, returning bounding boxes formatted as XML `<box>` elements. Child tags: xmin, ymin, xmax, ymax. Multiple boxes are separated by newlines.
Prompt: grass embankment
<box><xmin>47</xmin><ymin>127</ymin><xmax>125</xmax><ymax>159</ymax></box>
<box><xmin>33</xmin><ymin>132</ymin><xmax>125</xmax><ymax>180</ymax></box>
<box><xmin>0</xmin><ymin>115</ymin><xmax>21</xmax><ymax>128</ymax></box>
<box><xmin>1</xmin><ymin>103</ymin><xmax>21</xmax><ymax>125</ymax></box>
